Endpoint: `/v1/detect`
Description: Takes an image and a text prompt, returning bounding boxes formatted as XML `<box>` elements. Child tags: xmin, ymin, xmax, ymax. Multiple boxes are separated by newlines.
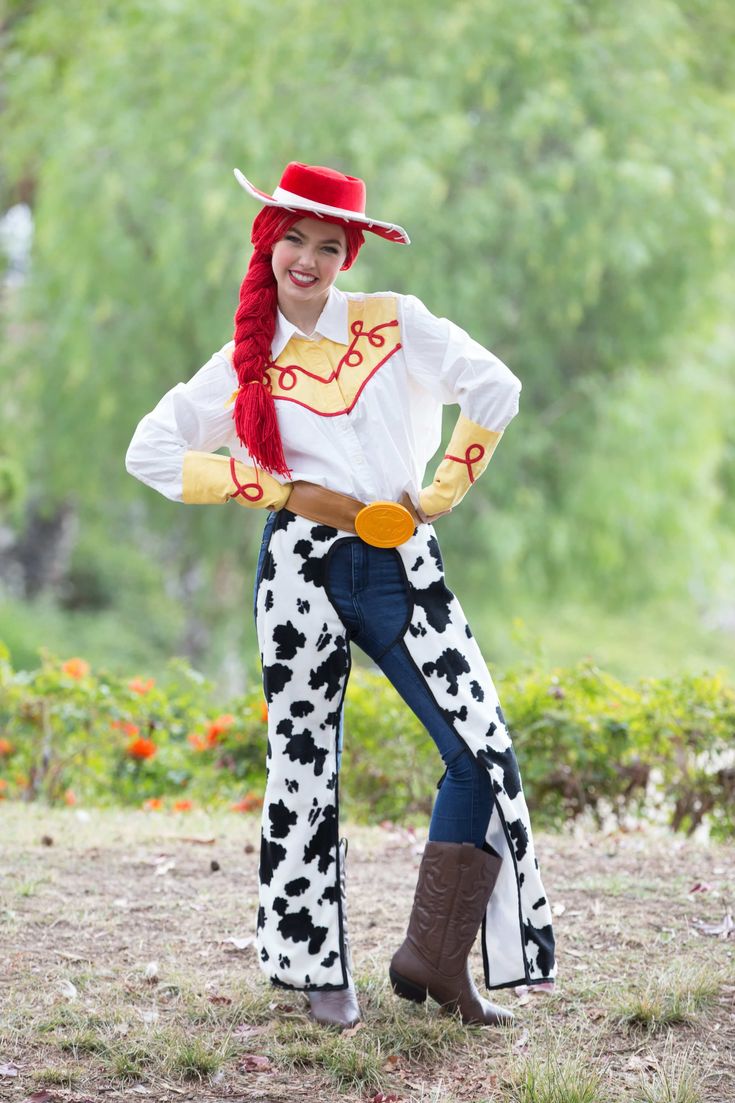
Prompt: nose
<box><xmin>296</xmin><ymin>245</ymin><xmax>318</xmax><ymax>270</ymax></box>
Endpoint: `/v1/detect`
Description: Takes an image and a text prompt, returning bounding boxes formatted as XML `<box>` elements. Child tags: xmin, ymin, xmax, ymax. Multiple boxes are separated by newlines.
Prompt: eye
<box><xmin>322</xmin><ymin>246</ymin><xmax>340</xmax><ymax>255</ymax></box>
<box><xmin>284</xmin><ymin>233</ymin><xmax>302</xmax><ymax>244</ymax></box>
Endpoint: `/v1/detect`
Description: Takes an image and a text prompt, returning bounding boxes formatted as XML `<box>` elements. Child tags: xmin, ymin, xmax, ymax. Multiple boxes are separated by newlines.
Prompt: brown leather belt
<box><xmin>282</xmin><ymin>481</ymin><xmax>421</xmax><ymax>548</ymax></box>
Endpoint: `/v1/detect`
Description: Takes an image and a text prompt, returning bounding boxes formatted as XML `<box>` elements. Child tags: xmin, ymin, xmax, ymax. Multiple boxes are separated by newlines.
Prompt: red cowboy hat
<box><xmin>233</xmin><ymin>161</ymin><xmax>410</xmax><ymax>245</ymax></box>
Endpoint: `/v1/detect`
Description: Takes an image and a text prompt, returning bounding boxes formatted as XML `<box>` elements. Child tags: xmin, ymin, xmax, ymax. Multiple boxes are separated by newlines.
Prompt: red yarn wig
<box><xmin>232</xmin><ymin>207</ymin><xmax>365</xmax><ymax>477</ymax></box>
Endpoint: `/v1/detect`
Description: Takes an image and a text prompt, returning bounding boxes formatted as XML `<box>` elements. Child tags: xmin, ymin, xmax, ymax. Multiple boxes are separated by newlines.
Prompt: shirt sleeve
<box><xmin>398</xmin><ymin>294</ymin><xmax>521</xmax><ymax>431</ymax></box>
<box><xmin>125</xmin><ymin>345</ymin><xmax>238</xmax><ymax>502</ymax></box>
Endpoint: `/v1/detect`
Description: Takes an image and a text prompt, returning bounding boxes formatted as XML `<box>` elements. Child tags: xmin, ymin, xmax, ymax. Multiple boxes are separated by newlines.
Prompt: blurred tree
<box><xmin>1</xmin><ymin>0</ymin><xmax>733</xmax><ymax>674</ymax></box>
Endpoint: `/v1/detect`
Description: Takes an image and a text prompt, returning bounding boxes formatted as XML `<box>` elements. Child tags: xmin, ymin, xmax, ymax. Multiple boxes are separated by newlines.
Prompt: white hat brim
<box><xmin>233</xmin><ymin>168</ymin><xmax>410</xmax><ymax>245</ymax></box>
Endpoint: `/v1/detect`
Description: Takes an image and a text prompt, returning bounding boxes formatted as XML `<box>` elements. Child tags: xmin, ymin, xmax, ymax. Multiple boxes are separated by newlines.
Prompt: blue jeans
<box><xmin>254</xmin><ymin>514</ymin><xmax>492</xmax><ymax>847</ymax></box>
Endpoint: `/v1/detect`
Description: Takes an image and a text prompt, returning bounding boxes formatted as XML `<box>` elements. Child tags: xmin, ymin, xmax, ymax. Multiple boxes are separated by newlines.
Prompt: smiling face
<box><xmin>271</xmin><ymin>217</ymin><xmax>348</xmax><ymax>327</ymax></box>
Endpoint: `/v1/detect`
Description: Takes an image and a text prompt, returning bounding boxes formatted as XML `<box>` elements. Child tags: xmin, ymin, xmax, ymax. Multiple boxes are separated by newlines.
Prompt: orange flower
<box><xmin>126</xmin><ymin>737</ymin><xmax>156</xmax><ymax>760</ymax></box>
<box><xmin>143</xmin><ymin>797</ymin><xmax>163</xmax><ymax>811</ymax></box>
<box><xmin>173</xmin><ymin>799</ymin><xmax>193</xmax><ymax>812</ymax></box>
<box><xmin>205</xmin><ymin>713</ymin><xmax>235</xmax><ymax>746</ymax></box>
<box><xmin>129</xmin><ymin>676</ymin><xmax>155</xmax><ymax>695</ymax></box>
<box><xmin>0</xmin><ymin>778</ymin><xmax>7</xmax><ymax>796</ymax></box>
<box><xmin>187</xmin><ymin>733</ymin><xmax>207</xmax><ymax>751</ymax></box>
<box><xmin>62</xmin><ymin>657</ymin><xmax>90</xmax><ymax>680</ymax></box>
<box><xmin>112</xmin><ymin>720</ymin><xmax>140</xmax><ymax>738</ymax></box>
<box><xmin>0</xmin><ymin>738</ymin><xmax>13</xmax><ymax>757</ymax></box>
<box><xmin>232</xmin><ymin>792</ymin><xmax>263</xmax><ymax>813</ymax></box>
<box><xmin>260</xmin><ymin>700</ymin><xmax>269</xmax><ymax>724</ymax></box>
<box><xmin>64</xmin><ymin>789</ymin><xmax>77</xmax><ymax>806</ymax></box>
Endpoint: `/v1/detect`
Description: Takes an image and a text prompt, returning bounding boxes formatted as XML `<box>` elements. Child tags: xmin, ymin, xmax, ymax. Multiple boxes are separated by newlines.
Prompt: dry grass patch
<box><xmin>0</xmin><ymin>807</ymin><xmax>733</xmax><ymax>1103</ymax></box>
<box><xmin>611</xmin><ymin>961</ymin><xmax>724</xmax><ymax>1032</ymax></box>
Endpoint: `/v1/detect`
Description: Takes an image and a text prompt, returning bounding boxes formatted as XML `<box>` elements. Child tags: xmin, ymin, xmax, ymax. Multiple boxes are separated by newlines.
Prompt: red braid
<box><xmin>232</xmin><ymin>207</ymin><xmax>365</xmax><ymax>477</ymax></box>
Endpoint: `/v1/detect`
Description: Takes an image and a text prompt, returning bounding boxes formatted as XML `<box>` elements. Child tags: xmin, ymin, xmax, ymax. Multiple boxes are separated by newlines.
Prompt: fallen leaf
<box><xmin>233</xmin><ymin>1023</ymin><xmax>267</xmax><ymax>1039</ymax></box>
<box><xmin>178</xmin><ymin>836</ymin><xmax>216</xmax><ymax>845</ymax></box>
<box><xmin>58</xmin><ymin>979</ymin><xmax>78</xmax><ymax>1000</ymax></box>
<box><xmin>55</xmin><ymin>951</ymin><xmax>88</xmax><ymax>963</ymax></box>
<box><xmin>23</xmin><ymin>1092</ymin><xmax>58</xmax><ymax>1102</ymax></box>
<box><xmin>40</xmin><ymin>835</ymin><xmax>54</xmax><ymax>847</ymax></box>
<box><xmin>224</xmin><ymin>937</ymin><xmax>255</xmax><ymax>952</ymax></box>
<box><xmin>342</xmin><ymin>1021</ymin><xmax>364</xmax><ymax>1037</ymax></box>
<box><xmin>513</xmin><ymin>1028</ymin><xmax>530</xmax><ymax>1049</ymax></box>
<box><xmin>625</xmin><ymin>1054</ymin><xmax>657</xmax><ymax>1072</ymax></box>
<box><xmin>208</xmin><ymin>995</ymin><xmax>232</xmax><ymax>1005</ymax></box>
<box><xmin>0</xmin><ymin>1062</ymin><xmax>19</xmax><ymax>1077</ymax></box>
<box><xmin>383</xmin><ymin>1054</ymin><xmax>402</xmax><ymax>1071</ymax></box>
<box><xmin>689</xmin><ymin>882</ymin><xmax>714</xmax><ymax>894</ymax></box>
<box><xmin>210</xmin><ymin>860</ymin><xmax>220</xmax><ymax>872</ymax></box>
<box><xmin>153</xmin><ymin>859</ymin><xmax>176</xmax><ymax>877</ymax></box>
<box><xmin>241</xmin><ymin>1054</ymin><xmax>273</xmax><ymax>1072</ymax></box>
<box><xmin>244</xmin><ymin>843</ymin><xmax>255</xmax><ymax>854</ymax></box>
<box><xmin>552</xmin><ymin>903</ymin><xmax>566</xmax><ymax>916</ymax></box>
<box><xmin>693</xmin><ymin>912</ymin><xmax>734</xmax><ymax>939</ymax></box>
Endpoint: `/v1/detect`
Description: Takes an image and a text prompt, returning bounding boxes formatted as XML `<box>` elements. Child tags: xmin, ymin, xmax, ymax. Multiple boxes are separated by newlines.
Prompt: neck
<box><xmin>278</xmin><ymin>292</ymin><xmax>329</xmax><ymax>337</ymax></box>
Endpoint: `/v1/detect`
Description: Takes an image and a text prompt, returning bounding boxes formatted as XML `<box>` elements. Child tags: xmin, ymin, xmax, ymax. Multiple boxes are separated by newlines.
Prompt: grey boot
<box><xmin>308</xmin><ymin>839</ymin><xmax>361</xmax><ymax>1029</ymax></box>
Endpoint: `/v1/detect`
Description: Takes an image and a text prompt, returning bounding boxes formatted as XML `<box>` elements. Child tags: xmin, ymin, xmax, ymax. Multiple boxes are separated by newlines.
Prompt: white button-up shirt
<box><xmin>125</xmin><ymin>286</ymin><xmax>521</xmax><ymax>504</ymax></box>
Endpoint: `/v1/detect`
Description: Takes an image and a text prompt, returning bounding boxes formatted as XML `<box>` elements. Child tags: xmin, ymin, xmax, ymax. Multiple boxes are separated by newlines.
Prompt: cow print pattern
<box><xmin>255</xmin><ymin>513</ymin><xmax>555</xmax><ymax>992</ymax></box>
<box><xmin>394</xmin><ymin>534</ymin><xmax>556</xmax><ymax>988</ymax></box>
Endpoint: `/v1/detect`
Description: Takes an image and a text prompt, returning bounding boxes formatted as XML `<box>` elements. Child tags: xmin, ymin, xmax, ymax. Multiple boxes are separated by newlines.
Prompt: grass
<box><xmin>506</xmin><ymin>1048</ymin><xmax>608</xmax><ymax>1103</ymax></box>
<box><xmin>611</xmin><ymin>963</ymin><xmax>723</xmax><ymax>1032</ymax></box>
<box><xmin>1</xmin><ymin>805</ymin><xmax>733</xmax><ymax>1103</ymax></box>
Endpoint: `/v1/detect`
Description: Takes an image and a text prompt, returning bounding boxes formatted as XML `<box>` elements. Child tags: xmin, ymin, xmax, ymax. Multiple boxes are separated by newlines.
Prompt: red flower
<box><xmin>64</xmin><ymin>789</ymin><xmax>77</xmax><ymax>806</ymax></box>
<box><xmin>143</xmin><ymin>797</ymin><xmax>163</xmax><ymax>811</ymax></box>
<box><xmin>187</xmin><ymin>733</ymin><xmax>208</xmax><ymax>752</ymax></box>
<box><xmin>173</xmin><ymin>799</ymin><xmax>193</xmax><ymax>812</ymax></box>
<box><xmin>126</xmin><ymin>737</ymin><xmax>156</xmax><ymax>760</ymax></box>
<box><xmin>129</xmin><ymin>676</ymin><xmax>155</xmax><ymax>695</ymax></box>
<box><xmin>205</xmin><ymin>713</ymin><xmax>236</xmax><ymax>746</ymax></box>
<box><xmin>232</xmin><ymin>792</ymin><xmax>263</xmax><ymax>813</ymax></box>
<box><xmin>62</xmin><ymin>657</ymin><xmax>90</xmax><ymax>679</ymax></box>
<box><xmin>0</xmin><ymin>738</ymin><xmax>13</xmax><ymax>757</ymax></box>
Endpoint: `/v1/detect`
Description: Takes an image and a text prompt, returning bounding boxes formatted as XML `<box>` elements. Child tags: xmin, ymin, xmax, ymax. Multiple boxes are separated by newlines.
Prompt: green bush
<box><xmin>0</xmin><ymin>642</ymin><xmax>733</xmax><ymax>838</ymax></box>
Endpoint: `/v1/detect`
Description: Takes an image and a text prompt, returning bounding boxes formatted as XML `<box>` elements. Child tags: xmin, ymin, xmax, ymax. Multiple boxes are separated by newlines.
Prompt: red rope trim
<box><xmin>229</xmin><ymin>456</ymin><xmax>264</xmax><ymax>502</ymax></box>
<box><xmin>444</xmin><ymin>442</ymin><xmax>486</xmax><ymax>484</ymax></box>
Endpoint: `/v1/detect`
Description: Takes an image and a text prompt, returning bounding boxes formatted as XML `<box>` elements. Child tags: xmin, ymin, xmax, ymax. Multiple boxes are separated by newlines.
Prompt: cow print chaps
<box><xmin>255</xmin><ymin>510</ymin><xmax>556</xmax><ymax>991</ymax></box>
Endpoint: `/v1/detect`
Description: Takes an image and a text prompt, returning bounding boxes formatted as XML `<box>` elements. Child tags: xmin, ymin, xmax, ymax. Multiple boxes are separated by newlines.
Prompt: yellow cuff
<box><xmin>421</xmin><ymin>415</ymin><xmax>502</xmax><ymax>514</ymax></box>
<box><xmin>182</xmin><ymin>452</ymin><xmax>292</xmax><ymax>510</ymax></box>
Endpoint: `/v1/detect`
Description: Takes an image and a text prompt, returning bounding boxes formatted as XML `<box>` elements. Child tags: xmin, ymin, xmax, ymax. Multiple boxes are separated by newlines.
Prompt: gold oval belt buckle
<box><xmin>354</xmin><ymin>501</ymin><xmax>416</xmax><ymax>548</ymax></box>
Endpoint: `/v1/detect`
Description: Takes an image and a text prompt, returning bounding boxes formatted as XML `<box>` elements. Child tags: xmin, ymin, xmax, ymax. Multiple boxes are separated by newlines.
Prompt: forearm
<box><xmin>419</xmin><ymin>415</ymin><xmax>503</xmax><ymax>516</ymax></box>
<box><xmin>182</xmin><ymin>452</ymin><xmax>292</xmax><ymax>510</ymax></box>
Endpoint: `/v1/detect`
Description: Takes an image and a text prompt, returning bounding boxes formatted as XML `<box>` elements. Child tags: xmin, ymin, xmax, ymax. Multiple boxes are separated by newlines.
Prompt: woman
<box><xmin>126</xmin><ymin>161</ymin><xmax>556</xmax><ymax>1030</ymax></box>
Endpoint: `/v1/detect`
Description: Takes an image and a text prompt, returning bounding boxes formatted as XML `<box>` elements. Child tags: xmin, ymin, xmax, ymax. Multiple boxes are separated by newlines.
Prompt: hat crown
<box><xmin>279</xmin><ymin>162</ymin><xmax>366</xmax><ymax>216</ymax></box>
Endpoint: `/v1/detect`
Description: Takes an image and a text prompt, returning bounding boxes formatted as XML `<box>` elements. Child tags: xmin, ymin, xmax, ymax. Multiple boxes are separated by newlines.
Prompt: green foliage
<box><xmin>1</xmin><ymin>0</ymin><xmax>735</xmax><ymax>687</ymax></box>
<box><xmin>1</xmin><ymin>644</ymin><xmax>732</xmax><ymax>837</ymax></box>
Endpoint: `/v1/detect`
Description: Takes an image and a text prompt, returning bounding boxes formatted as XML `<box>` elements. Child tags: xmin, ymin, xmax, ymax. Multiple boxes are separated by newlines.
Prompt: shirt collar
<box><xmin>271</xmin><ymin>285</ymin><xmax>349</xmax><ymax>359</ymax></box>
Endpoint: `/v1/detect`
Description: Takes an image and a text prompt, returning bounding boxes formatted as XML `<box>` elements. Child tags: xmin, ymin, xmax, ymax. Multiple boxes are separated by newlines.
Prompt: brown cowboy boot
<box><xmin>389</xmin><ymin>841</ymin><xmax>514</xmax><ymax>1026</ymax></box>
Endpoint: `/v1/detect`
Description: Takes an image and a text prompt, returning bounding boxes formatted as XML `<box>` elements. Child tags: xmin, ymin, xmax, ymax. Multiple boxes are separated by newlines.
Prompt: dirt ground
<box><xmin>0</xmin><ymin>806</ymin><xmax>733</xmax><ymax>1103</ymax></box>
